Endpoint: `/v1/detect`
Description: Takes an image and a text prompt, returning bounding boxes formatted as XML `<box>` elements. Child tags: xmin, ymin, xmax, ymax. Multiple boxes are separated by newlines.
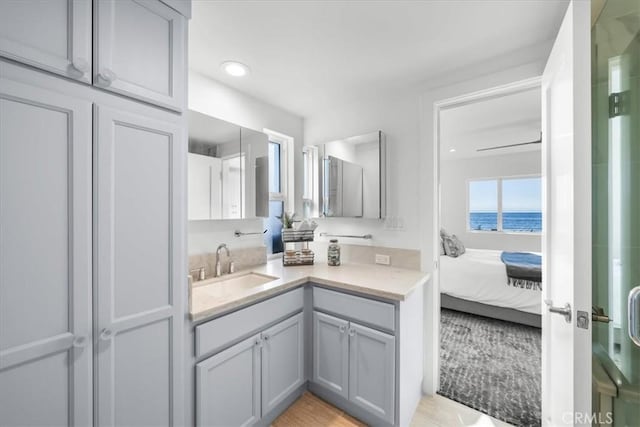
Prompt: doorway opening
<box><xmin>433</xmin><ymin>79</ymin><xmax>544</xmax><ymax>426</ymax></box>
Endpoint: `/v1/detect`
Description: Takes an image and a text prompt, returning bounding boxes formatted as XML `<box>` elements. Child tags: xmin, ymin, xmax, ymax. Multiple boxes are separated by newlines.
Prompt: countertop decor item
<box><xmin>281</xmin><ymin>218</ymin><xmax>317</xmax><ymax>266</ymax></box>
<box><xmin>328</xmin><ymin>239</ymin><xmax>341</xmax><ymax>266</ymax></box>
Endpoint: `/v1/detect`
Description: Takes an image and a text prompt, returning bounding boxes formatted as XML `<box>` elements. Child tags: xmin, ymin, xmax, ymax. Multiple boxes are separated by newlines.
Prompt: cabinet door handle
<box><xmin>339</xmin><ymin>325</ymin><xmax>346</xmax><ymax>334</ymax></box>
<box><xmin>263</xmin><ymin>334</ymin><xmax>270</xmax><ymax>341</ymax></box>
<box><xmin>99</xmin><ymin>328</ymin><xmax>114</xmax><ymax>341</ymax></box>
<box><xmin>98</xmin><ymin>68</ymin><xmax>118</xmax><ymax>85</ymax></box>
<box><xmin>348</xmin><ymin>328</ymin><xmax>355</xmax><ymax>337</ymax></box>
<box><xmin>254</xmin><ymin>338</ymin><xmax>262</xmax><ymax>347</ymax></box>
<box><xmin>71</xmin><ymin>58</ymin><xmax>89</xmax><ymax>74</ymax></box>
<box><xmin>73</xmin><ymin>335</ymin><xmax>88</xmax><ymax>348</ymax></box>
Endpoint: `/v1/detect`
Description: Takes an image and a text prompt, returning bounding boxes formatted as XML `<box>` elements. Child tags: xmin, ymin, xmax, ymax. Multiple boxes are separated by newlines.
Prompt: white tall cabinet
<box><xmin>0</xmin><ymin>0</ymin><xmax>93</xmax><ymax>83</ymax></box>
<box><xmin>94</xmin><ymin>106</ymin><xmax>184</xmax><ymax>426</ymax></box>
<box><xmin>0</xmin><ymin>72</ymin><xmax>93</xmax><ymax>427</ymax></box>
<box><xmin>0</xmin><ymin>1</ymin><xmax>189</xmax><ymax>425</ymax></box>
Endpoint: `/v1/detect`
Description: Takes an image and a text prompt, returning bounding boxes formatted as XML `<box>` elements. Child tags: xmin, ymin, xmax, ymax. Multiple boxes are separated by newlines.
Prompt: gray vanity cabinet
<box><xmin>349</xmin><ymin>322</ymin><xmax>396</xmax><ymax>424</ymax></box>
<box><xmin>312</xmin><ymin>311</ymin><xmax>350</xmax><ymax>399</ymax></box>
<box><xmin>261</xmin><ymin>313</ymin><xmax>305</xmax><ymax>414</ymax></box>
<box><xmin>195</xmin><ymin>309</ymin><xmax>305</xmax><ymax>426</ymax></box>
<box><xmin>196</xmin><ymin>334</ymin><xmax>262</xmax><ymax>427</ymax></box>
<box><xmin>312</xmin><ymin>287</ymin><xmax>396</xmax><ymax>425</ymax></box>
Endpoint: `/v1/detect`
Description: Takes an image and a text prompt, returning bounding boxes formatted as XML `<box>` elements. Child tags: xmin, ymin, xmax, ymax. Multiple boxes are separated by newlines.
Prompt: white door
<box><xmin>195</xmin><ymin>334</ymin><xmax>262</xmax><ymax>427</ymax></box>
<box><xmin>0</xmin><ymin>0</ymin><xmax>92</xmax><ymax>83</ymax></box>
<box><xmin>541</xmin><ymin>1</ymin><xmax>591</xmax><ymax>425</ymax></box>
<box><xmin>188</xmin><ymin>152</ymin><xmax>213</xmax><ymax>220</ymax></box>
<box><xmin>94</xmin><ymin>105</ymin><xmax>184</xmax><ymax>426</ymax></box>
<box><xmin>261</xmin><ymin>313</ymin><xmax>305</xmax><ymax>415</ymax></box>
<box><xmin>312</xmin><ymin>311</ymin><xmax>349</xmax><ymax>399</ymax></box>
<box><xmin>348</xmin><ymin>322</ymin><xmax>395</xmax><ymax>424</ymax></box>
<box><xmin>94</xmin><ymin>0</ymin><xmax>186</xmax><ymax>111</ymax></box>
<box><xmin>0</xmin><ymin>74</ymin><xmax>92</xmax><ymax>425</ymax></box>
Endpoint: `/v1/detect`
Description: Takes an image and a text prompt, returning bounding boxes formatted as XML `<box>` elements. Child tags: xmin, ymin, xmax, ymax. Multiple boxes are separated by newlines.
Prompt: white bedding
<box><xmin>439</xmin><ymin>248</ymin><xmax>541</xmax><ymax>315</ymax></box>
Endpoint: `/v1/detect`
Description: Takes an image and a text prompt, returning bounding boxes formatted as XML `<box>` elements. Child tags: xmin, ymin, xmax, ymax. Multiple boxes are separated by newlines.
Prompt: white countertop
<box><xmin>190</xmin><ymin>259</ymin><xmax>430</xmax><ymax>322</ymax></box>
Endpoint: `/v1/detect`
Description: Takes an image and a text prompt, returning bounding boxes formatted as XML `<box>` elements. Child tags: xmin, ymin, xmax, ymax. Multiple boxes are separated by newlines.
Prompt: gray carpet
<box><xmin>438</xmin><ymin>308</ymin><xmax>541</xmax><ymax>427</ymax></box>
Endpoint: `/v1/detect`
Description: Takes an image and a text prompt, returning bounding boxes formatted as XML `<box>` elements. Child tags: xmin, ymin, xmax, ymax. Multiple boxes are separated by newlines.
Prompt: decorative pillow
<box><xmin>443</xmin><ymin>234</ymin><xmax>466</xmax><ymax>257</ymax></box>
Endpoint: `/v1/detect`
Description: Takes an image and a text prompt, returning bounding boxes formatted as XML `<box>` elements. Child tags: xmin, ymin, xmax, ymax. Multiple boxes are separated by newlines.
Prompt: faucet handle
<box><xmin>229</xmin><ymin>261</ymin><xmax>235</xmax><ymax>274</ymax></box>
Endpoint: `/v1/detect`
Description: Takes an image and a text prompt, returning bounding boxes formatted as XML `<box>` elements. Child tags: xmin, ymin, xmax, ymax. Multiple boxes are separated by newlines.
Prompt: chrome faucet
<box><xmin>215</xmin><ymin>243</ymin><xmax>231</xmax><ymax>277</ymax></box>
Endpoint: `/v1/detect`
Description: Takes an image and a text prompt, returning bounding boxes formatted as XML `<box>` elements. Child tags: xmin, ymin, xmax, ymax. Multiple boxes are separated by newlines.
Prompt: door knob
<box><xmin>99</xmin><ymin>328</ymin><xmax>114</xmax><ymax>341</ymax></box>
<box><xmin>73</xmin><ymin>335</ymin><xmax>88</xmax><ymax>348</ymax></box>
<box><xmin>98</xmin><ymin>68</ymin><xmax>118</xmax><ymax>85</ymax></box>
<box><xmin>71</xmin><ymin>58</ymin><xmax>89</xmax><ymax>74</ymax></box>
<box><xmin>544</xmin><ymin>299</ymin><xmax>572</xmax><ymax>323</ymax></box>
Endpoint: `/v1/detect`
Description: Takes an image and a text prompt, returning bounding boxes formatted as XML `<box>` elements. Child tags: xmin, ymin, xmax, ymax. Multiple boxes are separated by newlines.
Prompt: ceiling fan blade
<box><xmin>476</xmin><ymin>139</ymin><xmax>541</xmax><ymax>152</ymax></box>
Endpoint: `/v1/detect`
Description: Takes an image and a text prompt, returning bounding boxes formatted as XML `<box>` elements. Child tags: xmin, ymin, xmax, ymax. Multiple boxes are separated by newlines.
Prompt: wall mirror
<box><xmin>304</xmin><ymin>130</ymin><xmax>386</xmax><ymax>219</ymax></box>
<box><xmin>188</xmin><ymin>110</ymin><xmax>269</xmax><ymax>220</ymax></box>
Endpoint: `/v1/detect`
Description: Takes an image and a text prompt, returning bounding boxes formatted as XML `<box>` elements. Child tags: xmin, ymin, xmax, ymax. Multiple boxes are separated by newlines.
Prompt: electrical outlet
<box><xmin>375</xmin><ymin>254</ymin><xmax>391</xmax><ymax>265</ymax></box>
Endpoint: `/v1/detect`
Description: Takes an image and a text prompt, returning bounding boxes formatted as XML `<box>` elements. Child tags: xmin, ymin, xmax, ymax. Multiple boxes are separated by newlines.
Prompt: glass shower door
<box><xmin>592</xmin><ymin>1</ymin><xmax>640</xmax><ymax>425</ymax></box>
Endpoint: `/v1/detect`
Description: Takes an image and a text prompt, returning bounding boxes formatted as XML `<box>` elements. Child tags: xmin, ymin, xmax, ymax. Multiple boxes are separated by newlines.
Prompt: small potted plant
<box><xmin>278</xmin><ymin>212</ymin><xmax>297</xmax><ymax>229</ymax></box>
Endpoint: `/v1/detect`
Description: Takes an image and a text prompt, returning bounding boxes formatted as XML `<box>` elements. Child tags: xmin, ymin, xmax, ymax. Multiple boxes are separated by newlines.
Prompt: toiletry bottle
<box><xmin>328</xmin><ymin>239</ymin><xmax>341</xmax><ymax>266</ymax></box>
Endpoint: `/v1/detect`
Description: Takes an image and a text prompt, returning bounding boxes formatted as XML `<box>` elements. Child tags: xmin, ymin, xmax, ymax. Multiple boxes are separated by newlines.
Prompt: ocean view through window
<box><xmin>468</xmin><ymin>176</ymin><xmax>542</xmax><ymax>233</ymax></box>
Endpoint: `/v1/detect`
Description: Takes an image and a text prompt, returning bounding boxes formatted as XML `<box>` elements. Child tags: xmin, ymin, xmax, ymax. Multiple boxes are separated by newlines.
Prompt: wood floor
<box><xmin>272</xmin><ymin>392</ymin><xmax>513</xmax><ymax>427</ymax></box>
<box><xmin>272</xmin><ymin>392</ymin><xmax>366</xmax><ymax>427</ymax></box>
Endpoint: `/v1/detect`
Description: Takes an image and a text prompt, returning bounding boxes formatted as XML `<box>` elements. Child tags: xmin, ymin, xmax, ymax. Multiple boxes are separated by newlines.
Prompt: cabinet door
<box><xmin>0</xmin><ymin>0</ymin><xmax>92</xmax><ymax>83</ymax></box>
<box><xmin>349</xmin><ymin>322</ymin><xmax>395</xmax><ymax>424</ymax></box>
<box><xmin>196</xmin><ymin>334</ymin><xmax>262</xmax><ymax>427</ymax></box>
<box><xmin>94</xmin><ymin>0</ymin><xmax>186</xmax><ymax>110</ymax></box>
<box><xmin>94</xmin><ymin>105</ymin><xmax>184</xmax><ymax>426</ymax></box>
<box><xmin>261</xmin><ymin>313</ymin><xmax>304</xmax><ymax>415</ymax></box>
<box><xmin>0</xmin><ymin>74</ymin><xmax>92</xmax><ymax>425</ymax></box>
<box><xmin>313</xmin><ymin>311</ymin><xmax>349</xmax><ymax>399</ymax></box>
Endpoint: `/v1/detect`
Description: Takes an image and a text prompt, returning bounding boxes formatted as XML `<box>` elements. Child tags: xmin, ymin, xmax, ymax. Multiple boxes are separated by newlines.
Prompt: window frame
<box><xmin>466</xmin><ymin>174</ymin><xmax>542</xmax><ymax>235</ymax></box>
<box><xmin>263</xmin><ymin>129</ymin><xmax>294</xmax><ymax>257</ymax></box>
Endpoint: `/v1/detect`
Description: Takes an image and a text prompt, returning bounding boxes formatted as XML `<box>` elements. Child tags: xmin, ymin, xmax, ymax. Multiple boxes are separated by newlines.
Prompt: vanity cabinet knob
<box><xmin>98</xmin><ymin>68</ymin><xmax>118</xmax><ymax>85</ymax></box>
<box><xmin>254</xmin><ymin>338</ymin><xmax>262</xmax><ymax>347</ymax></box>
<box><xmin>99</xmin><ymin>328</ymin><xmax>114</xmax><ymax>341</ymax></box>
<box><xmin>339</xmin><ymin>325</ymin><xmax>346</xmax><ymax>334</ymax></box>
<box><xmin>263</xmin><ymin>334</ymin><xmax>270</xmax><ymax>341</ymax></box>
<box><xmin>73</xmin><ymin>335</ymin><xmax>88</xmax><ymax>348</ymax></box>
<box><xmin>348</xmin><ymin>328</ymin><xmax>356</xmax><ymax>337</ymax></box>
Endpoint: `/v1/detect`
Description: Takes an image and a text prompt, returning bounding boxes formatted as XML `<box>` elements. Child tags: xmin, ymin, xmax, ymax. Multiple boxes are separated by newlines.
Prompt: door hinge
<box><xmin>609</xmin><ymin>91</ymin><xmax>629</xmax><ymax>118</ymax></box>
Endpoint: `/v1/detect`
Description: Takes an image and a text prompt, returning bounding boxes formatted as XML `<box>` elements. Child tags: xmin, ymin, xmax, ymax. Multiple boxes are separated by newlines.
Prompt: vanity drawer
<box><xmin>312</xmin><ymin>287</ymin><xmax>395</xmax><ymax>332</ymax></box>
<box><xmin>195</xmin><ymin>287</ymin><xmax>304</xmax><ymax>358</ymax></box>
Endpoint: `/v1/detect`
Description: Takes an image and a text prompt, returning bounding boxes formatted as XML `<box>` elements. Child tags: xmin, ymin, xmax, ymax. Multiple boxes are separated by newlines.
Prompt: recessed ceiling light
<box><xmin>449</xmin><ymin>148</ymin><xmax>456</xmax><ymax>153</ymax></box>
<box><xmin>220</xmin><ymin>61</ymin><xmax>250</xmax><ymax>77</ymax></box>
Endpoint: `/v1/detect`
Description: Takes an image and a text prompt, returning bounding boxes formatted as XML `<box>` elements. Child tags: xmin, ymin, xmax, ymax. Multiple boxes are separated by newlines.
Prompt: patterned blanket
<box><xmin>500</xmin><ymin>251</ymin><xmax>542</xmax><ymax>291</ymax></box>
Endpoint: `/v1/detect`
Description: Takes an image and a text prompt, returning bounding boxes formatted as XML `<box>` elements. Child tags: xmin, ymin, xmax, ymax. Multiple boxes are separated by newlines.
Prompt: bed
<box><xmin>439</xmin><ymin>248</ymin><xmax>542</xmax><ymax>327</ymax></box>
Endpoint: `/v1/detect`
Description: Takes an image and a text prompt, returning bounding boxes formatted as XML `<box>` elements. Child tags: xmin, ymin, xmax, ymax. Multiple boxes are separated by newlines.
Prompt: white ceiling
<box><xmin>440</xmin><ymin>87</ymin><xmax>541</xmax><ymax>160</ymax></box>
<box><xmin>189</xmin><ymin>0</ymin><xmax>569</xmax><ymax>118</ymax></box>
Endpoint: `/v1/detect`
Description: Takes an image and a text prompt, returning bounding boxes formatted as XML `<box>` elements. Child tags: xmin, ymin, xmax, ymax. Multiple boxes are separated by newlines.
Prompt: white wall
<box><xmin>188</xmin><ymin>71</ymin><xmax>304</xmax><ymax>255</ymax></box>
<box><xmin>440</xmin><ymin>151</ymin><xmax>542</xmax><ymax>252</ymax></box>
<box><xmin>304</xmin><ymin>90</ymin><xmax>422</xmax><ymax>250</ymax></box>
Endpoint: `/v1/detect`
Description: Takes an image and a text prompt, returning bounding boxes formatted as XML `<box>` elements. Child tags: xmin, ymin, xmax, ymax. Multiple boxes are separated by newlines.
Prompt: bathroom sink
<box><xmin>196</xmin><ymin>272</ymin><xmax>279</xmax><ymax>299</ymax></box>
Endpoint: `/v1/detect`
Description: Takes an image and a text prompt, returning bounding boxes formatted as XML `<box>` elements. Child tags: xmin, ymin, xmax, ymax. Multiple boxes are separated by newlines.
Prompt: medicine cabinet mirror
<box><xmin>188</xmin><ymin>110</ymin><xmax>269</xmax><ymax>220</ymax></box>
<box><xmin>304</xmin><ymin>130</ymin><xmax>386</xmax><ymax>219</ymax></box>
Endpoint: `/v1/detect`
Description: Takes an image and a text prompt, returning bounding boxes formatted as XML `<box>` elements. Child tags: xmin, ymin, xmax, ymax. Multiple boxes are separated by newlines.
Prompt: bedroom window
<box><xmin>468</xmin><ymin>176</ymin><xmax>542</xmax><ymax>233</ymax></box>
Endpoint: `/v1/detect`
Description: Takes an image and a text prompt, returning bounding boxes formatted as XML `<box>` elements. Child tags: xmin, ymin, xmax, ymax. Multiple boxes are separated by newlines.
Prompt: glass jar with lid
<box><xmin>327</xmin><ymin>239</ymin><xmax>341</xmax><ymax>266</ymax></box>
